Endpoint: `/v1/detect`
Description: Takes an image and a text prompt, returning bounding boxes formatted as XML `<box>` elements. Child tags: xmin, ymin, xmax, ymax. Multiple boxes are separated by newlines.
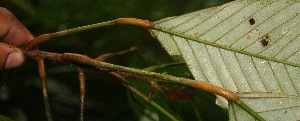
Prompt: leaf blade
<box><xmin>150</xmin><ymin>0</ymin><xmax>300</xmax><ymax>120</ymax></box>
<box><xmin>229</xmin><ymin>92</ymin><xmax>300</xmax><ymax>121</ymax></box>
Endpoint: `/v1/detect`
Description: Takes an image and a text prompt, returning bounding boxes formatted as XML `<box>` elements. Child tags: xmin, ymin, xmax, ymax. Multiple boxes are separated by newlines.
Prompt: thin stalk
<box><xmin>95</xmin><ymin>46</ymin><xmax>138</xmax><ymax>61</ymax></box>
<box><xmin>25</xmin><ymin>18</ymin><xmax>154</xmax><ymax>50</ymax></box>
<box><xmin>142</xmin><ymin>62</ymin><xmax>187</xmax><ymax>98</ymax></box>
<box><xmin>148</xmin><ymin>80</ymin><xmax>169</xmax><ymax>100</ymax></box>
<box><xmin>236</xmin><ymin>101</ymin><xmax>266</xmax><ymax>121</ymax></box>
<box><xmin>124</xmin><ymin>84</ymin><xmax>179</xmax><ymax>121</ymax></box>
<box><xmin>25</xmin><ymin>21</ymin><xmax>112</xmax><ymax>49</ymax></box>
<box><xmin>73</xmin><ymin>65</ymin><xmax>86</xmax><ymax>121</ymax></box>
<box><xmin>36</xmin><ymin>59</ymin><xmax>53</xmax><ymax>121</ymax></box>
<box><xmin>143</xmin><ymin>62</ymin><xmax>186</xmax><ymax>72</ymax></box>
<box><xmin>190</xmin><ymin>102</ymin><xmax>203</xmax><ymax>121</ymax></box>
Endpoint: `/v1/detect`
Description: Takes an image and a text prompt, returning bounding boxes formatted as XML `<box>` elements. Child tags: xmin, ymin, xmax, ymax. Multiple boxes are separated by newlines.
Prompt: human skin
<box><xmin>0</xmin><ymin>7</ymin><xmax>33</xmax><ymax>70</ymax></box>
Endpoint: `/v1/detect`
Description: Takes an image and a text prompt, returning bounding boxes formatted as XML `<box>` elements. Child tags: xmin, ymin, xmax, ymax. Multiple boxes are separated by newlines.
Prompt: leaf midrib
<box><xmin>151</xmin><ymin>27</ymin><xmax>300</xmax><ymax>68</ymax></box>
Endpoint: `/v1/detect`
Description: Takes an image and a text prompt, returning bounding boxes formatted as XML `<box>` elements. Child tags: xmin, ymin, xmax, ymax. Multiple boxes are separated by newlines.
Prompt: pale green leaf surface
<box><xmin>150</xmin><ymin>0</ymin><xmax>300</xmax><ymax>120</ymax></box>
<box><xmin>229</xmin><ymin>92</ymin><xmax>300</xmax><ymax>121</ymax></box>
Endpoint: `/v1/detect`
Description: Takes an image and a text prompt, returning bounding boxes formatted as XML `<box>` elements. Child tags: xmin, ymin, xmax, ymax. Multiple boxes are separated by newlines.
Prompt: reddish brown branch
<box><xmin>112</xmin><ymin>18</ymin><xmax>155</xmax><ymax>28</ymax></box>
<box><xmin>36</xmin><ymin>58</ymin><xmax>53</xmax><ymax>121</ymax></box>
<box><xmin>73</xmin><ymin>65</ymin><xmax>86</xmax><ymax>121</ymax></box>
<box><xmin>95</xmin><ymin>47</ymin><xmax>139</xmax><ymax>61</ymax></box>
<box><xmin>25</xmin><ymin>18</ymin><xmax>155</xmax><ymax>50</ymax></box>
<box><xmin>23</xmin><ymin>49</ymin><xmax>240</xmax><ymax>103</ymax></box>
<box><xmin>193</xmin><ymin>81</ymin><xmax>240</xmax><ymax>102</ymax></box>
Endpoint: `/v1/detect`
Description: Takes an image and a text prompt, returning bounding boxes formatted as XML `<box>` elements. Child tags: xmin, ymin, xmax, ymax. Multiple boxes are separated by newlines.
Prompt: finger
<box><xmin>0</xmin><ymin>42</ymin><xmax>24</xmax><ymax>70</ymax></box>
<box><xmin>0</xmin><ymin>7</ymin><xmax>34</xmax><ymax>46</ymax></box>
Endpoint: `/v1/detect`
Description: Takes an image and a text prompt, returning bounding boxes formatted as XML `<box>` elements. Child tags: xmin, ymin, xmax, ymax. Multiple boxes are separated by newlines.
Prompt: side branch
<box><xmin>25</xmin><ymin>18</ymin><xmax>154</xmax><ymax>49</ymax></box>
<box><xmin>73</xmin><ymin>65</ymin><xmax>86</xmax><ymax>121</ymax></box>
<box><xmin>36</xmin><ymin>58</ymin><xmax>53</xmax><ymax>121</ymax></box>
<box><xmin>24</xmin><ymin>49</ymin><xmax>240</xmax><ymax>103</ymax></box>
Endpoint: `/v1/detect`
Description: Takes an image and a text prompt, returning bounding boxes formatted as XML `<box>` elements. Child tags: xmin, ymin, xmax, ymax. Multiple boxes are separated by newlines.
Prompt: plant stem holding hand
<box><xmin>0</xmin><ymin>7</ymin><xmax>33</xmax><ymax>70</ymax></box>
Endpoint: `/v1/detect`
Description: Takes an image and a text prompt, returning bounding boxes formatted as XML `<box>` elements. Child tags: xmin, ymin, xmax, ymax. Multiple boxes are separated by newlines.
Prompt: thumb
<box><xmin>0</xmin><ymin>42</ymin><xmax>25</xmax><ymax>70</ymax></box>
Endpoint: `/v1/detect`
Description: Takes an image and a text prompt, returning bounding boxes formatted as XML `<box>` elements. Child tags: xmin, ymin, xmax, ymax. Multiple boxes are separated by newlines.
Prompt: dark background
<box><xmin>1</xmin><ymin>0</ymin><xmax>232</xmax><ymax>120</ymax></box>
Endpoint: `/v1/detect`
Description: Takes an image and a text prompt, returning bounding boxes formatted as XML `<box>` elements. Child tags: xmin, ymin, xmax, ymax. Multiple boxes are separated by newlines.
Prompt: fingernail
<box><xmin>5</xmin><ymin>52</ymin><xmax>24</xmax><ymax>69</ymax></box>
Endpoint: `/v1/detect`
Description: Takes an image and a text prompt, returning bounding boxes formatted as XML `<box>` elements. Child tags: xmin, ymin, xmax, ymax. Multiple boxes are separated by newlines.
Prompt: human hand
<box><xmin>0</xmin><ymin>7</ymin><xmax>33</xmax><ymax>70</ymax></box>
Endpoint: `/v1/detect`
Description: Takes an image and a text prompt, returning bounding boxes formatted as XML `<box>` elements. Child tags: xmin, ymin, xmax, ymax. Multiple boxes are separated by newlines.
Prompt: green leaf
<box><xmin>229</xmin><ymin>92</ymin><xmax>300</xmax><ymax>121</ymax></box>
<box><xmin>150</xmin><ymin>0</ymin><xmax>300</xmax><ymax>120</ymax></box>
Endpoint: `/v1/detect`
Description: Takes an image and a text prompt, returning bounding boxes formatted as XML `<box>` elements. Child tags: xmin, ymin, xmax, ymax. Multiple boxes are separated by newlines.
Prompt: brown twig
<box><xmin>25</xmin><ymin>18</ymin><xmax>154</xmax><ymax>50</ymax></box>
<box><xmin>94</xmin><ymin>47</ymin><xmax>140</xmax><ymax>83</ymax></box>
<box><xmin>95</xmin><ymin>47</ymin><xmax>139</xmax><ymax>61</ymax></box>
<box><xmin>36</xmin><ymin>57</ymin><xmax>53</xmax><ymax>121</ymax></box>
<box><xmin>72</xmin><ymin>65</ymin><xmax>86</xmax><ymax>121</ymax></box>
<box><xmin>23</xmin><ymin>49</ymin><xmax>240</xmax><ymax>103</ymax></box>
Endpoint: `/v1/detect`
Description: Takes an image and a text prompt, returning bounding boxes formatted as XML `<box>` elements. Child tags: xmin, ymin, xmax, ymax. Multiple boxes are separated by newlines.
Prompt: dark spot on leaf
<box><xmin>260</xmin><ymin>35</ymin><xmax>270</xmax><ymax>47</ymax></box>
<box><xmin>260</xmin><ymin>39</ymin><xmax>269</xmax><ymax>46</ymax></box>
<box><xmin>249</xmin><ymin>18</ymin><xmax>255</xmax><ymax>25</ymax></box>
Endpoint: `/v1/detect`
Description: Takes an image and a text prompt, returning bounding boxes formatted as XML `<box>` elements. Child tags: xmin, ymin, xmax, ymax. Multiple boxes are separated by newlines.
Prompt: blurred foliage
<box><xmin>1</xmin><ymin>0</ymin><xmax>232</xmax><ymax>121</ymax></box>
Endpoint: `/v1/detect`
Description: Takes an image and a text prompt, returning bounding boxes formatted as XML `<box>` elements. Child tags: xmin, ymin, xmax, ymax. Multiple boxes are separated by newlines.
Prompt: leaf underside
<box><xmin>151</xmin><ymin>0</ymin><xmax>300</xmax><ymax>120</ymax></box>
<box><xmin>229</xmin><ymin>92</ymin><xmax>300</xmax><ymax>121</ymax></box>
